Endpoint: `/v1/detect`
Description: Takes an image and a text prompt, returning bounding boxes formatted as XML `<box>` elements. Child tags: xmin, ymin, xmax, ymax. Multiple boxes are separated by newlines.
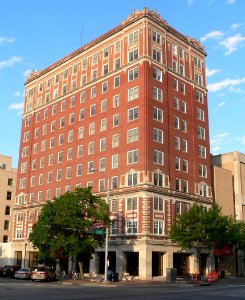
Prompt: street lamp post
<box><xmin>24</xmin><ymin>241</ymin><xmax>27</xmax><ymax>268</ymax></box>
<box><xmin>104</xmin><ymin>177</ymin><xmax>110</xmax><ymax>282</ymax></box>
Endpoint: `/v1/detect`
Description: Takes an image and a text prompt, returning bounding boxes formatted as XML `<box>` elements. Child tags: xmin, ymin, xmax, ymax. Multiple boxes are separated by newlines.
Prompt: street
<box><xmin>0</xmin><ymin>278</ymin><xmax>245</xmax><ymax>300</ymax></box>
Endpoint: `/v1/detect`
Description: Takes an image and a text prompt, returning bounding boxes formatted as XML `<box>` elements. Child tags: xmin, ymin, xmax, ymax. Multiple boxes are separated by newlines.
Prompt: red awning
<box><xmin>213</xmin><ymin>244</ymin><xmax>233</xmax><ymax>256</ymax></box>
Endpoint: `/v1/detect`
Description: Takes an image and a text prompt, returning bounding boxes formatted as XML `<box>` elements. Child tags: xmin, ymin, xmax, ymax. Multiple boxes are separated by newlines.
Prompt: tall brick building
<box><xmin>13</xmin><ymin>8</ymin><xmax>212</xmax><ymax>279</ymax></box>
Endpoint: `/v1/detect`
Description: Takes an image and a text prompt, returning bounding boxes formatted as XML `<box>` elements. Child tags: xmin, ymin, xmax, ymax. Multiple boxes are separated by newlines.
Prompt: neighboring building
<box><xmin>13</xmin><ymin>8</ymin><xmax>212</xmax><ymax>279</ymax></box>
<box><xmin>0</xmin><ymin>154</ymin><xmax>17</xmax><ymax>243</ymax></box>
<box><xmin>211</xmin><ymin>151</ymin><xmax>245</xmax><ymax>277</ymax></box>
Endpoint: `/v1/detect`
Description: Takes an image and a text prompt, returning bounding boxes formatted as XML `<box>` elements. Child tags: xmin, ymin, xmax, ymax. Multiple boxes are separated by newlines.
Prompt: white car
<box><xmin>14</xmin><ymin>268</ymin><xmax>32</xmax><ymax>279</ymax></box>
<box><xmin>31</xmin><ymin>267</ymin><xmax>56</xmax><ymax>281</ymax></box>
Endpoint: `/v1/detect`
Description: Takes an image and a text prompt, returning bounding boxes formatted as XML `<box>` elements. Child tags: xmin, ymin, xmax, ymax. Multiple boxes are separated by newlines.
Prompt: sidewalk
<box><xmin>60</xmin><ymin>276</ymin><xmax>245</xmax><ymax>287</ymax></box>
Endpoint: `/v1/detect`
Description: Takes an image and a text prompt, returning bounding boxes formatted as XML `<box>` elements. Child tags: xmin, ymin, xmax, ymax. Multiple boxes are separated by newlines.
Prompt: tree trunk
<box><xmin>78</xmin><ymin>261</ymin><xmax>84</xmax><ymax>280</ymax></box>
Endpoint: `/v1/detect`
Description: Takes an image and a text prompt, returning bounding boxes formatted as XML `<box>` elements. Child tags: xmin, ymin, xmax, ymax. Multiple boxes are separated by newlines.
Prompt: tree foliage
<box><xmin>29</xmin><ymin>187</ymin><xmax>110</xmax><ymax>276</ymax></box>
<box><xmin>170</xmin><ymin>203</ymin><xmax>235</xmax><ymax>251</ymax></box>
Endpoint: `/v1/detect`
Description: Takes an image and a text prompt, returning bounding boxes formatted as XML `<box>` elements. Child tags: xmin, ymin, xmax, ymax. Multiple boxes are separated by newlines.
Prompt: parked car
<box><xmin>0</xmin><ymin>266</ymin><xmax>4</xmax><ymax>277</ymax></box>
<box><xmin>31</xmin><ymin>267</ymin><xmax>56</xmax><ymax>281</ymax></box>
<box><xmin>2</xmin><ymin>265</ymin><xmax>21</xmax><ymax>278</ymax></box>
<box><xmin>14</xmin><ymin>268</ymin><xmax>32</xmax><ymax>279</ymax></box>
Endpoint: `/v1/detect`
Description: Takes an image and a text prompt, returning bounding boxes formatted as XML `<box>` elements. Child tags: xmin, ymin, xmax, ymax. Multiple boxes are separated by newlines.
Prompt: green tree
<box><xmin>170</xmin><ymin>203</ymin><xmax>234</xmax><ymax>271</ymax></box>
<box><xmin>29</xmin><ymin>187</ymin><xmax>110</xmax><ymax>279</ymax></box>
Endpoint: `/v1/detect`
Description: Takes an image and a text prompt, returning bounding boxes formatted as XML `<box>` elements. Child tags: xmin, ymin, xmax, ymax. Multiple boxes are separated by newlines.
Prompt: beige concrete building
<box><xmin>211</xmin><ymin>151</ymin><xmax>245</xmax><ymax>276</ymax></box>
<box><xmin>0</xmin><ymin>154</ymin><xmax>17</xmax><ymax>243</ymax></box>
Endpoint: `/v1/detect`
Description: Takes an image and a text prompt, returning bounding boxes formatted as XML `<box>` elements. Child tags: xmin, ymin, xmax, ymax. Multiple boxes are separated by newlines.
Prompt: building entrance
<box><xmin>173</xmin><ymin>253</ymin><xmax>190</xmax><ymax>278</ymax></box>
<box><xmin>125</xmin><ymin>252</ymin><xmax>139</xmax><ymax>276</ymax></box>
<box><xmin>152</xmin><ymin>252</ymin><xmax>164</xmax><ymax>276</ymax></box>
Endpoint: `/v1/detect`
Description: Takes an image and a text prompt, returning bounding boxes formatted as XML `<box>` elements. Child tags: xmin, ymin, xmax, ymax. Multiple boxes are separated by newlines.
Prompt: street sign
<box><xmin>92</xmin><ymin>228</ymin><xmax>104</xmax><ymax>235</ymax></box>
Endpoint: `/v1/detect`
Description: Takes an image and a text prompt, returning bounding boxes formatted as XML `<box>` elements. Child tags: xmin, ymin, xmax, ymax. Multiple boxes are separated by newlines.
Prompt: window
<box><xmin>127</xmin><ymin>128</ymin><xmax>139</xmax><ymax>143</ymax></box>
<box><xmin>153</xmin><ymin>87</ymin><xmax>162</xmax><ymax>102</ymax></box>
<box><xmin>79</xmin><ymin>109</ymin><xmax>85</xmax><ymax>120</ymax></box>
<box><xmin>99</xmin><ymin>158</ymin><xmax>106</xmax><ymax>171</ymax></box>
<box><xmin>173</xmin><ymin>78</ymin><xmax>178</xmax><ymax>90</ymax></box>
<box><xmin>154</xmin><ymin>220</ymin><xmax>163</xmax><ymax>235</ymax></box>
<box><xmin>88</xmin><ymin>142</ymin><xmax>94</xmax><ymax>155</ymax></box>
<box><xmin>99</xmin><ymin>179</ymin><xmax>105</xmax><ymax>192</ymax></box>
<box><xmin>39</xmin><ymin>174</ymin><xmax>44</xmax><ymax>185</ymax></box>
<box><xmin>152</xmin><ymin>31</ymin><xmax>161</xmax><ymax>44</ymax></box>
<box><xmin>154</xmin><ymin>173</ymin><xmax>163</xmax><ymax>187</ymax></box>
<box><xmin>127</xmin><ymin>197</ymin><xmax>137</xmax><ymax>211</ymax></box>
<box><xmin>128</xmin><ymin>67</ymin><xmax>138</xmax><ymax>81</ymax></box>
<box><xmin>112</xmin><ymin>155</ymin><xmax>119</xmax><ymax>169</ymax></box>
<box><xmin>47</xmin><ymin>171</ymin><xmax>52</xmax><ymax>183</ymax></box>
<box><xmin>59</xmin><ymin>134</ymin><xmax>64</xmax><ymax>145</ymax></box>
<box><xmin>114</xmin><ymin>76</ymin><xmax>120</xmax><ymax>88</ymax></box>
<box><xmin>172</xmin><ymin>44</ymin><xmax>177</xmax><ymax>56</ymax></box>
<box><xmin>69</xmin><ymin>113</ymin><xmax>75</xmax><ymax>124</ymax></box>
<box><xmin>68</xmin><ymin>130</ymin><xmax>74</xmax><ymax>142</ymax></box>
<box><xmin>175</xmin><ymin>157</ymin><xmax>180</xmax><ymax>170</ymax></box>
<box><xmin>180</xmin><ymin>64</ymin><xmax>184</xmax><ymax>76</ymax></box>
<box><xmin>81</xmin><ymin>74</ymin><xmax>86</xmax><ymax>87</ymax></box>
<box><xmin>199</xmin><ymin>164</ymin><xmax>207</xmax><ymax>177</ymax></box>
<box><xmin>48</xmin><ymin>154</ymin><xmax>54</xmax><ymax>165</ymax></box>
<box><xmin>66</xmin><ymin>167</ymin><xmax>72</xmax><ymax>179</ymax></box>
<box><xmin>153</xmin><ymin>107</ymin><xmax>163</xmax><ymax>122</ymax></box>
<box><xmin>56</xmin><ymin>169</ymin><xmax>62</xmax><ymax>181</ymax></box>
<box><xmin>58</xmin><ymin>151</ymin><xmax>63</xmax><ymax>163</ymax></box>
<box><xmin>195</xmin><ymin>73</ymin><xmax>202</xmax><ymax>85</ymax></box>
<box><xmin>181</xmin><ymin>101</ymin><xmax>186</xmax><ymax>113</ymax></box>
<box><xmin>154</xmin><ymin>150</ymin><xmax>164</xmax><ymax>165</ymax></box>
<box><xmin>173</xmin><ymin>60</ymin><xmax>177</xmax><ymax>72</ymax></box>
<box><xmin>199</xmin><ymin>184</ymin><xmax>207</xmax><ymax>197</ymax></box>
<box><xmin>126</xmin><ymin>220</ymin><xmax>137</xmax><ymax>234</ymax></box>
<box><xmin>8</xmin><ymin>178</ymin><xmax>13</xmax><ymax>186</ymax></box>
<box><xmin>183</xmin><ymin>181</ymin><xmax>188</xmax><ymax>193</ymax></box>
<box><xmin>62</xmin><ymin>85</ymin><xmax>67</xmax><ymax>95</ymax></box>
<box><xmin>34</xmin><ymin>128</ymin><xmax>39</xmax><ymax>138</ymax></box>
<box><xmin>110</xmin><ymin>222</ymin><xmax>117</xmax><ymax>236</ymax></box>
<box><xmin>176</xmin><ymin>201</ymin><xmax>180</xmax><ymax>214</ymax></box>
<box><xmin>100</xmin><ymin>118</ymin><xmax>107</xmax><ymax>131</ymax></box>
<box><xmin>77</xmin><ymin>145</ymin><xmax>83</xmax><ymax>157</ymax></box>
<box><xmin>5</xmin><ymin>206</ymin><xmax>10</xmax><ymax>215</ymax></box>
<box><xmin>182</xmin><ymin>120</ymin><xmax>187</xmax><ymax>132</ymax></box>
<box><xmin>197</xmin><ymin>108</ymin><xmax>205</xmax><ymax>121</ymax></box>
<box><xmin>128</xmin><ymin>87</ymin><xmax>139</xmax><ymax>101</ymax></box>
<box><xmin>154</xmin><ymin>197</ymin><xmax>163</xmax><ymax>211</ymax></box>
<box><xmin>89</xmin><ymin>123</ymin><xmax>95</xmax><ymax>135</ymax></box>
<box><xmin>60</xmin><ymin>117</ymin><xmax>65</xmax><ymax>128</ymax></box>
<box><xmin>196</xmin><ymin>90</ymin><xmax>204</xmax><ymax>103</ymax></box>
<box><xmin>88</xmin><ymin>161</ymin><xmax>94</xmax><ymax>174</ymax></box>
<box><xmin>128</xmin><ymin>31</ymin><xmax>138</xmax><ymax>45</ymax></box>
<box><xmin>176</xmin><ymin>178</ymin><xmax>181</xmax><ymax>191</ymax></box>
<box><xmin>100</xmin><ymin>138</ymin><xmax>106</xmax><ymax>151</ymax></box>
<box><xmin>78</xmin><ymin>126</ymin><xmax>84</xmax><ymax>139</ymax></box>
<box><xmin>153</xmin><ymin>68</ymin><xmax>162</xmax><ymax>81</ymax></box>
<box><xmin>4</xmin><ymin>220</ymin><xmax>10</xmax><ymax>230</ymax></box>
<box><xmin>112</xmin><ymin>134</ymin><xmax>119</xmax><ymax>148</ymax></box>
<box><xmin>104</xmin><ymin>47</ymin><xmax>109</xmax><ymax>58</ymax></box>
<box><xmin>80</xmin><ymin>91</ymin><xmax>86</xmax><ymax>103</ymax></box>
<box><xmin>180</xmin><ymin>82</ymin><xmax>185</xmax><ymax>94</ymax></box>
<box><xmin>152</xmin><ymin>49</ymin><xmax>161</xmax><ymax>62</ymax></box>
<box><xmin>102</xmin><ymin>81</ymin><xmax>108</xmax><ymax>93</ymax></box>
<box><xmin>61</xmin><ymin>100</ymin><xmax>66</xmax><ymax>111</ymax></box>
<box><xmin>113</xmin><ymin>95</ymin><xmax>120</xmax><ymax>107</ymax></box>
<box><xmin>127</xmin><ymin>149</ymin><xmax>138</xmax><ymax>164</ymax></box>
<box><xmin>114</xmin><ymin>58</ymin><xmax>120</xmax><ymax>70</ymax></box>
<box><xmin>91</xmin><ymin>86</ymin><xmax>96</xmax><ymax>98</ymax></box>
<box><xmin>128</xmin><ymin>48</ymin><xmax>138</xmax><ymax>62</ymax></box>
<box><xmin>197</xmin><ymin>126</ymin><xmax>205</xmax><ymax>139</ymax></box>
<box><xmin>77</xmin><ymin>164</ymin><xmax>82</xmax><ymax>176</ymax></box>
<box><xmin>67</xmin><ymin>148</ymin><xmax>73</xmax><ymax>160</ymax></box>
<box><xmin>128</xmin><ymin>107</ymin><xmax>139</xmax><ymax>121</ymax></box>
<box><xmin>40</xmin><ymin>157</ymin><xmax>45</xmax><ymax>168</ymax></box>
<box><xmin>113</xmin><ymin>114</ymin><xmax>119</xmax><ymax>127</ymax></box>
<box><xmin>16</xmin><ymin>229</ymin><xmax>23</xmax><ymax>239</ymax></box>
<box><xmin>128</xmin><ymin>173</ymin><xmax>137</xmax><ymax>186</ymax></box>
<box><xmin>115</xmin><ymin>41</ymin><xmax>120</xmax><ymax>52</ymax></box>
<box><xmin>103</xmin><ymin>64</ymin><xmax>108</xmax><ymax>75</ymax></box>
<box><xmin>101</xmin><ymin>99</ymin><xmax>107</xmax><ymax>112</ymax></box>
<box><xmin>183</xmin><ymin>159</ymin><xmax>188</xmax><ymax>172</ymax></box>
<box><xmin>153</xmin><ymin>128</ymin><xmax>163</xmax><ymax>143</ymax></box>
<box><xmin>51</xmin><ymin>121</ymin><xmax>56</xmax><ymax>132</ymax></box>
<box><xmin>198</xmin><ymin>145</ymin><xmax>206</xmax><ymax>158</ymax></box>
<box><xmin>194</xmin><ymin>57</ymin><xmax>201</xmax><ymax>69</ymax></box>
<box><xmin>112</xmin><ymin>177</ymin><xmax>118</xmax><ymax>189</ymax></box>
<box><xmin>90</xmin><ymin>104</ymin><xmax>96</xmax><ymax>116</ymax></box>
<box><xmin>182</xmin><ymin>139</ymin><xmax>188</xmax><ymax>152</ymax></box>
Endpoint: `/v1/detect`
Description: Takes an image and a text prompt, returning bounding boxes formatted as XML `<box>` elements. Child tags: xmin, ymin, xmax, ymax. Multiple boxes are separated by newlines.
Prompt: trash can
<box><xmin>166</xmin><ymin>268</ymin><xmax>177</xmax><ymax>283</ymax></box>
<box><xmin>220</xmin><ymin>270</ymin><xmax>225</xmax><ymax>278</ymax></box>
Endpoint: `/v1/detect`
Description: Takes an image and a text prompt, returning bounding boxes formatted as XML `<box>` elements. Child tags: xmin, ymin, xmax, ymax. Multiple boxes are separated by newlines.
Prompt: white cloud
<box><xmin>220</xmin><ymin>33</ymin><xmax>245</xmax><ymax>55</ymax></box>
<box><xmin>187</xmin><ymin>0</ymin><xmax>194</xmax><ymax>5</ymax></box>
<box><xmin>211</xmin><ymin>132</ymin><xmax>230</xmax><ymax>149</ymax></box>
<box><xmin>0</xmin><ymin>56</ymin><xmax>22</xmax><ymax>70</ymax></box>
<box><xmin>13</xmin><ymin>91</ymin><xmax>21</xmax><ymax>97</ymax></box>
<box><xmin>211</xmin><ymin>146</ymin><xmax>220</xmax><ymax>154</ymax></box>
<box><xmin>238</xmin><ymin>136</ymin><xmax>245</xmax><ymax>145</ymax></box>
<box><xmin>206</xmin><ymin>67</ymin><xmax>220</xmax><ymax>77</ymax></box>
<box><xmin>0</xmin><ymin>36</ymin><xmax>14</xmax><ymax>45</ymax></box>
<box><xmin>200</xmin><ymin>31</ymin><xmax>224</xmax><ymax>42</ymax></box>
<box><xmin>207</xmin><ymin>77</ymin><xmax>245</xmax><ymax>92</ymax></box>
<box><xmin>218</xmin><ymin>102</ymin><xmax>226</xmax><ymax>107</ymax></box>
<box><xmin>24</xmin><ymin>69</ymin><xmax>32</xmax><ymax>78</ymax></box>
<box><xmin>8</xmin><ymin>102</ymin><xmax>23</xmax><ymax>110</ymax></box>
<box><xmin>226</xmin><ymin>0</ymin><xmax>236</xmax><ymax>4</ymax></box>
<box><xmin>231</xmin><ymin>23</ymin><xmax>241</xmax><ymax>30</ymax></box>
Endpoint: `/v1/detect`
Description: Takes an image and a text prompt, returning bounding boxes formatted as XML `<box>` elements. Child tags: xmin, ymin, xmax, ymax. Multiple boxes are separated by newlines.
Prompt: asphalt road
<box><xmin>1</xmin><ymin>278</ymin><xmax>245</xmax><ymax>300</ymax></box>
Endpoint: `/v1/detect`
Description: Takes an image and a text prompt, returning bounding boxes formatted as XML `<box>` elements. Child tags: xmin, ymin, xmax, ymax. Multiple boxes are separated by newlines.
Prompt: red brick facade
<box><xmin>13</xmin><ymin>8</ymin><xmax>212</xmax><ymax>252</ymax></box>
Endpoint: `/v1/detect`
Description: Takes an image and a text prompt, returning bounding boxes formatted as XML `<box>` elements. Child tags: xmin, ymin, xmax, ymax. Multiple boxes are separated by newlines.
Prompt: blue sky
<box><xmin>0</xmin><ymin>0</ymin><xmax>245</xmax><ymax>167</ymax></box>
